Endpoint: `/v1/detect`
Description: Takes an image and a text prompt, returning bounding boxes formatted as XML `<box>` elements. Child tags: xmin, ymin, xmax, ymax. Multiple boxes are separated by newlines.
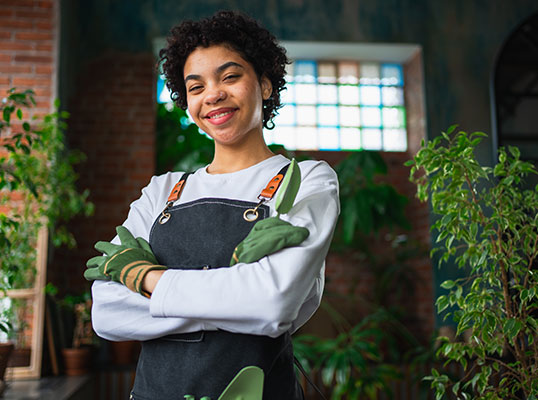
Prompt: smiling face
<box><xmin>183</xmin><ymin>44</ymin><xmax>272</xmax><ymax>148</ymax></box>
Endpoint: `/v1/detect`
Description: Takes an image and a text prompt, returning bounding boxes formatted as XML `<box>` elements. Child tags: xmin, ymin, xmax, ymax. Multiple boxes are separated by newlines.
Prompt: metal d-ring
<box><xmin>243</xmin><ymin>198</ymin><xmax>265</xmax><ymax>222</ymax></box>
<box><xmin>158</xmin><ymin>202</ymin><xmax>173</xmax><ymax>224</ymax></box>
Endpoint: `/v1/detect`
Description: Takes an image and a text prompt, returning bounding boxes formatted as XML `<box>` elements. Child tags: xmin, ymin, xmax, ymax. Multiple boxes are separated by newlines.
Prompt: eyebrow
<box><xmin>184</xmin><ymin>61</ymin><xmax>244</xmax><ymax>83</ymax></box>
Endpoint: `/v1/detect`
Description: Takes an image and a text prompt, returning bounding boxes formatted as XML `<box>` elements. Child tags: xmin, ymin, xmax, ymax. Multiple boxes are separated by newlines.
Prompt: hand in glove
<box><xmin>230</xmin><ymin>217</ymin><xmax>309</xmax><ymax>266</ymax></box>
<box><xmin>85</xmin><ymin>226</ymin><xmax>166</xmax><ymax>295</ymax></box>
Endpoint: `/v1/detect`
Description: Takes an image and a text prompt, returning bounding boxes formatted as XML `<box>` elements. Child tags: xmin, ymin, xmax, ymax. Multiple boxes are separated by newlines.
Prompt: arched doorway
<box><xmin>493</xmin><ymin>12</ymin><xmax>538</xmax><ymax>171</ymax></box>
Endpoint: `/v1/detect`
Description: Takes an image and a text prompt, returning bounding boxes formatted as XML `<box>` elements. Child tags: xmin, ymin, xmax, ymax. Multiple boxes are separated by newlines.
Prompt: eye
<box><xmin>188</xmin><ymin>85</ymin><xmax>203</xmax><ymax>93</ymax></box>
<box><xmin>224</xmin><ymin>74</ymin><xmax>240</xmax><ymax>81</ymax></box>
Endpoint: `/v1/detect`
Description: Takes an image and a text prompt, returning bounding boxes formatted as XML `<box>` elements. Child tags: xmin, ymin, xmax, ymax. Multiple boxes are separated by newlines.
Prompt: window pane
<box><xmin>281</xmin><ymin>83</ymin><xmax>294</xmax><ymax>104</ymax></box>
<box><xmin>295</xmin><ymin>60</ymin><xmax>316</xmax><ymax>83</ymax></box>
<box><xmin>263</xmin><ymin>129</ymin><xmax>274</xmax><ymax>145</ymax></box>
<box><xmin>362</xmin><ymin>128</ymin><xmax>382</xmax><ymax>150</ymax></box>
<box><xmin>360</xmin><ymin>86</ymin><xmax>381</xmax><ymax>106</ymax></box>
<box><xmin>296</xmin><ymin>127</ymin><xmax>317</xmax><ymax>150</ymax></box>
<box><xmin>381</xmin><ymin>86</ymin><xmax>404</xmax><ymax>106</ymax></box>
<box><xmin>274</xmin><ymin>104</ymin><xmax>296</xmax><ymax>126</ymax></box>
<box><xmin>340</xmin><ymin>128</ymin><xmax>361</xmax><ymax>150</ymax></box>
<box><xmin>272</xmin><ymin>126</ymin><xmax>296</xmax><ymax>150</ymax></box>
<box><xmin>360</xmin><ymin>63</ymin><xmax>380</xmax><ymax>85</ymax></box>
<box><xmin>295</xmin><ymin>83</ymin><xmax>317</xmax><ymax>104</ymax></box>
<box><xmin>382</xmin><ymin>107</ymin><xmax>405</xmax><ymax>128</ymax></box>
<box><xmin>318</xmin><ymin>127</ymin><xmax>340</xmax><ymax>150</ymax></box>
<box><xmin>339</xmin><ymin>106</ymin><xmax>360</xmax><ymax>127</ymax></box>
<box><xmin>339</xmin><ymin>85</ymin><xmax>359</xmax><ymax>105</ymax></box>
<box><xmin>285</xmin><ymin>62</ymin><xmax>295</xmax><ymax>83</ymax></box>
<box><xmin>318</xmin><ymin>84</ymin><xmax>338</xmax><ymax>104</ymax></box>
<box><xmin>383</xmin><ymin>129</ymin><xmax>407</xmax><ymax>151</ymax></box>
<box><xmin>381</xmin><ymin>63</ymin><xmax>403</xmax><ymax>86</ymax></box>
<box><xmin>318</xmin><ymin>62</ymin><xmax>337</xmax><ymax>84</ymax></box>
<box><xmin>296</xmin><ymin>105</ymin><xmax>317</xmax><ymax>126</ymax></box>
<box><xmin>338</xmin><ymin>61</ymin><xmax>359</xmax><ymax>84</ymax></box>
<box><xmin>361</xmin><ymin>107</ymin><xmax>381</xmax><ymax>127</ymax></box>
<box><xmin>318</xmin><ymin>105</ymin><xmax>338</xmax><ymax>126</ymax></box>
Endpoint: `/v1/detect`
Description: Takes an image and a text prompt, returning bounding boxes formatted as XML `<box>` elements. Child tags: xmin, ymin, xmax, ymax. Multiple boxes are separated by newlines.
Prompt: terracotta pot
<box><xmin>62</xmin><ymin>347</ymin><xmax>92</xmax><ymax>376</ymax></box>
<box><xmin>110</xmin><ymin>340</ymin><xmax>140</xmax><ymax>365</ymax></box>
<box><xmin>0</xmin><ymin>343</ymin><xmax>14</xmax><ymax>380</ymax></box>
<box><xmin>7</xmin><ymin>347</ymin><xmax>31</xmax><ymax>367</ymax></box>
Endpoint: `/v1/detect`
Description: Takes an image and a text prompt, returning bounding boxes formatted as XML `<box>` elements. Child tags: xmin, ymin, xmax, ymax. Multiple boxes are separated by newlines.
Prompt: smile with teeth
<box><xmin>208</xmin><ymin>110</ymin><xmax>233</xmax><ymax>119</ymax></box>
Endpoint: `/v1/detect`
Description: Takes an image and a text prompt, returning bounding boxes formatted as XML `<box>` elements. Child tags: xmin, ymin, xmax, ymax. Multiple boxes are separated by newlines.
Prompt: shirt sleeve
<box><xmin>149</xmin><ymin>161</ymin><xmax>340</xmax><ymax>338</ymax></box>
<box><xmin>91</xmin><ymin>174</ymin><xmax>208</xmax><ymax>341</ymax></box>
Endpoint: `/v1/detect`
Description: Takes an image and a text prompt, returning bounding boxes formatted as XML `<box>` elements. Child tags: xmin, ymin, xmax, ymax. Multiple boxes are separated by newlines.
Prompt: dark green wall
<box><xmin>60</xmin><ymin>0</ymin><xmax>538</xmax><ymax>165</ymax></box>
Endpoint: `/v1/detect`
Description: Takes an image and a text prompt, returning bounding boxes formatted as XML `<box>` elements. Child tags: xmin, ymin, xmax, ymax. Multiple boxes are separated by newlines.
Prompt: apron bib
<box><xmin>130</xmin><ymin>169</ymin><xmax>303</xmax><ymax>400</ymax></box>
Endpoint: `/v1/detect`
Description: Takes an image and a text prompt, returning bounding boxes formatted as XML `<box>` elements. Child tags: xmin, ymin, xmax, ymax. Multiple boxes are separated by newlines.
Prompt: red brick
<box><xmin>36</xmin><ymin>43</ymin><xmax>52</xmax><ymax>51</ymax></box>
<box><xmin>0</xmin><ymin>31</ymin><xmax>11</xmax><ymax>39</ymax></box>
<box><xmin>35</xmin><ymin>64</ymin><xmax>52</xmax><ymax>74</ymax></box>
<box><xmin>0</xmin><ymin>0</ymin><xmax>35</xmax><ymax>7</ymax></box>
<box><xmin>14</xmin><ymin>54</ymin><xmax>52</xmax><ymax>63</ymax></box>
<box><xmin>35</xmin><ymin>21</ymin><xmax>52</xmax><ymax>30</ymax></box>
<box><xmin>37</xmin><ymin>1</ymin><xmax>54</xmax><ymax>9</ymax></box>
<box><xmin>15</xmin><ymin>32</ymin><xmax>53</xmax><ymax>41</ymax></box>
<box><xmin>0</xmin><ymin>64</ymin><xmax>32</xmax><ymax>73</ymax></box>
<box><xmin>0</xmin><ymin>8</ymin><xmax>14</xmax><ymax>17</ymax></box>
<box><xmin>15</xmin><ymin>9</ymin><xmax>52</xmax><ymax>19</ymax></box>
<box><xmin>0</xmin><ymin>18</ymin><xmax>33</xmax><ymax>29</ymax></box>
<box><xmin>12</xmin><ymin>76</ymin><xmax>50</xmax><ymax>86</ymax></box>
<box><xmin>33</xmin><ymin>87</ymin><xmax>51</xmax><ymax>97</ymax></box>
<box><xmin>0</xmin><ymin>40</ymin><xmax>33</xmax><ymax>51</ymax></box>
<box><xmin>0</xmin><ymin>53</ymin><xmax>10</xmax><ymax>62</ymax></box>
<box><xmin>0</xmin><ymin>76</ymin><xmax>9</xmax><ymax>85</ymax></box>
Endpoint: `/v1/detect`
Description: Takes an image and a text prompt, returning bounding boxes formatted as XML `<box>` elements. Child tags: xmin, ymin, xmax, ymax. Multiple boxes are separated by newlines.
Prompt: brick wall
<box><xmin>48</xmin><ymin>52</ymin><xmax>157</xmax><ymax>294</ymax></box>
<box><xmin>0</xmin><ymin>0</ymin><xmax>56</xmax><ymax>119</ymax></box>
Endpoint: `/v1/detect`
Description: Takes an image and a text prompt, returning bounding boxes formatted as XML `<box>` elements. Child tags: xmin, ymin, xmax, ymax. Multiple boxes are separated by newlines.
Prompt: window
<box><xmin>264</xmin><ymin>41</ymin><xmax>420</xmax><ymax>152</ymax></box>
<box><xmin>266</xmin><ymin>60</ymin><xmax>406</xmax><ymax>151</ymax></box>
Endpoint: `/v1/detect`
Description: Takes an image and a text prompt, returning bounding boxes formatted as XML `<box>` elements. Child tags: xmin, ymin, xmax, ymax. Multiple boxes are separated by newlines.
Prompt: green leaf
<box><xmin>441</xmin><ymin>280</ymin><xmax>456</xmax><ymax>289</ymax></box>
<box><xmin>16</xmin><ymin>108</ymin><xmax>23</xmax><ymax>120</ymax></box>
<box><xmin>274</xmin><ymin>158</ymin><xmax>301</xmax><ymax>215</ymax></box>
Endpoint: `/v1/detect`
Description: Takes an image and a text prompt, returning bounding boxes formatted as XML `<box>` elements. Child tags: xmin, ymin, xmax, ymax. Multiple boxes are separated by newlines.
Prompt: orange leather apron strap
<box><xmin>165</xmin><ymin>163</ymin><xmax>290</xmax><ymax>206</ymax></box>
<box><xmin>166</xmin><ymin>172</ymin><xmax>192</xmax><ymax>204</ymax></box>
<box><xmin>258</xmin><ymin>164</ymin><xmax>290</xmax><ymax>200</ymax></box>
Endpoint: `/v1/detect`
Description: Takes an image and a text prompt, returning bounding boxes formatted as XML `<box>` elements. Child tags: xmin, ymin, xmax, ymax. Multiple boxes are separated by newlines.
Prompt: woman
<box><xmin>88</xmin><ymin>10</ymin><xmax>339</xmax><ymax>399</ymax></box>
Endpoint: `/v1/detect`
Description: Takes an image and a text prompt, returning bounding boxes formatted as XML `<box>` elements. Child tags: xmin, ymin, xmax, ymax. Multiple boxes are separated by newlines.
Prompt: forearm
<box><xmin>91</xmin><ymin>280</ymin><xmax>204</xmax><ymax>341</ymax></box>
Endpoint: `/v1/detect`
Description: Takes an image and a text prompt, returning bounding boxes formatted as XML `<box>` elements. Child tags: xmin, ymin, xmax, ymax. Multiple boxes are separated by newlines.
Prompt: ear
<box><xmin>260</xmin><ymin>76</ymin><xmax>272</xmax><ymax>100</ymax></box>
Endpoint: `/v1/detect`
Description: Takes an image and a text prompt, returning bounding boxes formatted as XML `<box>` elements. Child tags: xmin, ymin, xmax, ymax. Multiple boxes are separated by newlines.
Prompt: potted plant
<box><xmin>59</xmin><ymin>292</ymin><xmax>94</xmax><ymax>376</ymax></box>
<box><xmin>408</xmin><ymin>126</ymin><xmax>538</xmax><ymax>399</ymax></box>
<box><xmin>0</xmin><ymin>88</ymin><xmax>94</xmax><ymax>378</ymax></box>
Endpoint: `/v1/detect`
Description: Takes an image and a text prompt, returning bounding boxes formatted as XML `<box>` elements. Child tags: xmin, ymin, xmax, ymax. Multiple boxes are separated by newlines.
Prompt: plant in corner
<box><xmin>0</xmin><ymin>88</ymin><xmax>93</xmax><ymax>378</ymax></box>
<box><xmin>407</xmin><ymin>126</ymin><xmax>538</xmax><ymax>399</ymax></box>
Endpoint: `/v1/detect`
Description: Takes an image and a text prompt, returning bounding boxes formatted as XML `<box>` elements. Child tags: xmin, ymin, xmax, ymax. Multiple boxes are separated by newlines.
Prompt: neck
<box><xmin>207</xmin><ymin>131</ymin><xmax>275</xmax><ymax>174</ymax></box>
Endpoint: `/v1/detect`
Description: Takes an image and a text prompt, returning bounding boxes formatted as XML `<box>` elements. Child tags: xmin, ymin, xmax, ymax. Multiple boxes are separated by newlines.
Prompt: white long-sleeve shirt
<box><xmin>91</xmin><ymin>154</ymin><xmax>339</xmax><ymax>340</ymax></box>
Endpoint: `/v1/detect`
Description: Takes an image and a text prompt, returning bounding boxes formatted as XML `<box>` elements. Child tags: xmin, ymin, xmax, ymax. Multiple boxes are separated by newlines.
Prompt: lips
<box><xmin>205</xmin><ymin>107</ymin><xmax>238</xmax><ymax>125</ymax></box>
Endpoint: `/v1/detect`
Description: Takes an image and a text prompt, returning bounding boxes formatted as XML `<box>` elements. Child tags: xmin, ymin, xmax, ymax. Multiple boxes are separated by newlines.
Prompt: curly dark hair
<box><xmin>158</xmin><ymin>10</ymin><xmax>288</xmax><ymax>129</ymax></box>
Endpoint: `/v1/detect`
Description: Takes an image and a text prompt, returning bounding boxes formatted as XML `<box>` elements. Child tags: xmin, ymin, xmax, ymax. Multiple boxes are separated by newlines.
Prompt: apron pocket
<box><xmin>161</xmin><ymin>331</ymin><xmax>205</xmax><ymax>343</ymax></box>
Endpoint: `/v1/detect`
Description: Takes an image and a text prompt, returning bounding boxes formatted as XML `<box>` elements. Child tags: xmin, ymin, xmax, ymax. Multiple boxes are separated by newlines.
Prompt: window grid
<box><xmin>265</xmin><ymin>60</ymin><xmax>408</xmax><ymax>151</ymax></box>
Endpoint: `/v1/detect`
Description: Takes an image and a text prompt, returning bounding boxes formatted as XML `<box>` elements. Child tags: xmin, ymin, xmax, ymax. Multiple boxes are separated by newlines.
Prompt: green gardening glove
<box><xmin>85</xmin><ymin>226</ymin><xmax>166</xmax><ymax>295</ymax></box>
<box><xmin>230</xmin><ymin>217</ymin><xmax>309</xmax><ymax>266</ymax></box>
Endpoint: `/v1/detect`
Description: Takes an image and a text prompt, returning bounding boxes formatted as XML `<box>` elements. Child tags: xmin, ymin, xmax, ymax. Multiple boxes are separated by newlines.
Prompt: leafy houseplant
<box><xmin>408</xmin><ymin>127</ymin><xmax>538</xmax><ymax>399</ymax></box>
<box><xmin>293</xmin><ymin>151</ymin><xmax>431</xmax><ymax>399</ymax></box>
<box><xmin>0</xmin><ymin>88</ymin><xmax>93</xmax><ymax>346</ymax></box>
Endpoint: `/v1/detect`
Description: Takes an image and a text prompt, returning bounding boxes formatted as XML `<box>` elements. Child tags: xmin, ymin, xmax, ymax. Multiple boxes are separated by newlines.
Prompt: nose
<box><xmin>205</xmin><ymin>87</ymin><xmax>227</xmax><ymax>105</ymax></box>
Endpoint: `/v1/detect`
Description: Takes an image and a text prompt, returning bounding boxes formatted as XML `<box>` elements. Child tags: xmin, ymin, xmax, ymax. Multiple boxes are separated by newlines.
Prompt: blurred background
<box><xmin>1</xmin><ymin>0</ymin><xmax>538</xmax><ymax>399</ymax></box>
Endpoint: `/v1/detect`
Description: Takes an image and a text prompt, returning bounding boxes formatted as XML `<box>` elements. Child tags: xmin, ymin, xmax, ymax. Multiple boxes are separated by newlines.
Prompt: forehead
<box><xmin>183</xmin><ymin>44</ymin><xmax>250</xmax><ymax>77</ymax></box>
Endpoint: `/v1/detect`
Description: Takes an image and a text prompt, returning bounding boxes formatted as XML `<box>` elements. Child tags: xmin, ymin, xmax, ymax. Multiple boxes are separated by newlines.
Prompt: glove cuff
<box><xmin>120</xmin><ymin>261</ymin><xmax>167</xmax><ymax>296</ymax></box>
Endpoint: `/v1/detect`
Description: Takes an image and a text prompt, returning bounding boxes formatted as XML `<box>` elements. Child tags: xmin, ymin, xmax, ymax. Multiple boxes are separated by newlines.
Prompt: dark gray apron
<box><xmin>130</xmin><ymin>171</ymin><xmax>304</xmax><ymax>400</ymax></box>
